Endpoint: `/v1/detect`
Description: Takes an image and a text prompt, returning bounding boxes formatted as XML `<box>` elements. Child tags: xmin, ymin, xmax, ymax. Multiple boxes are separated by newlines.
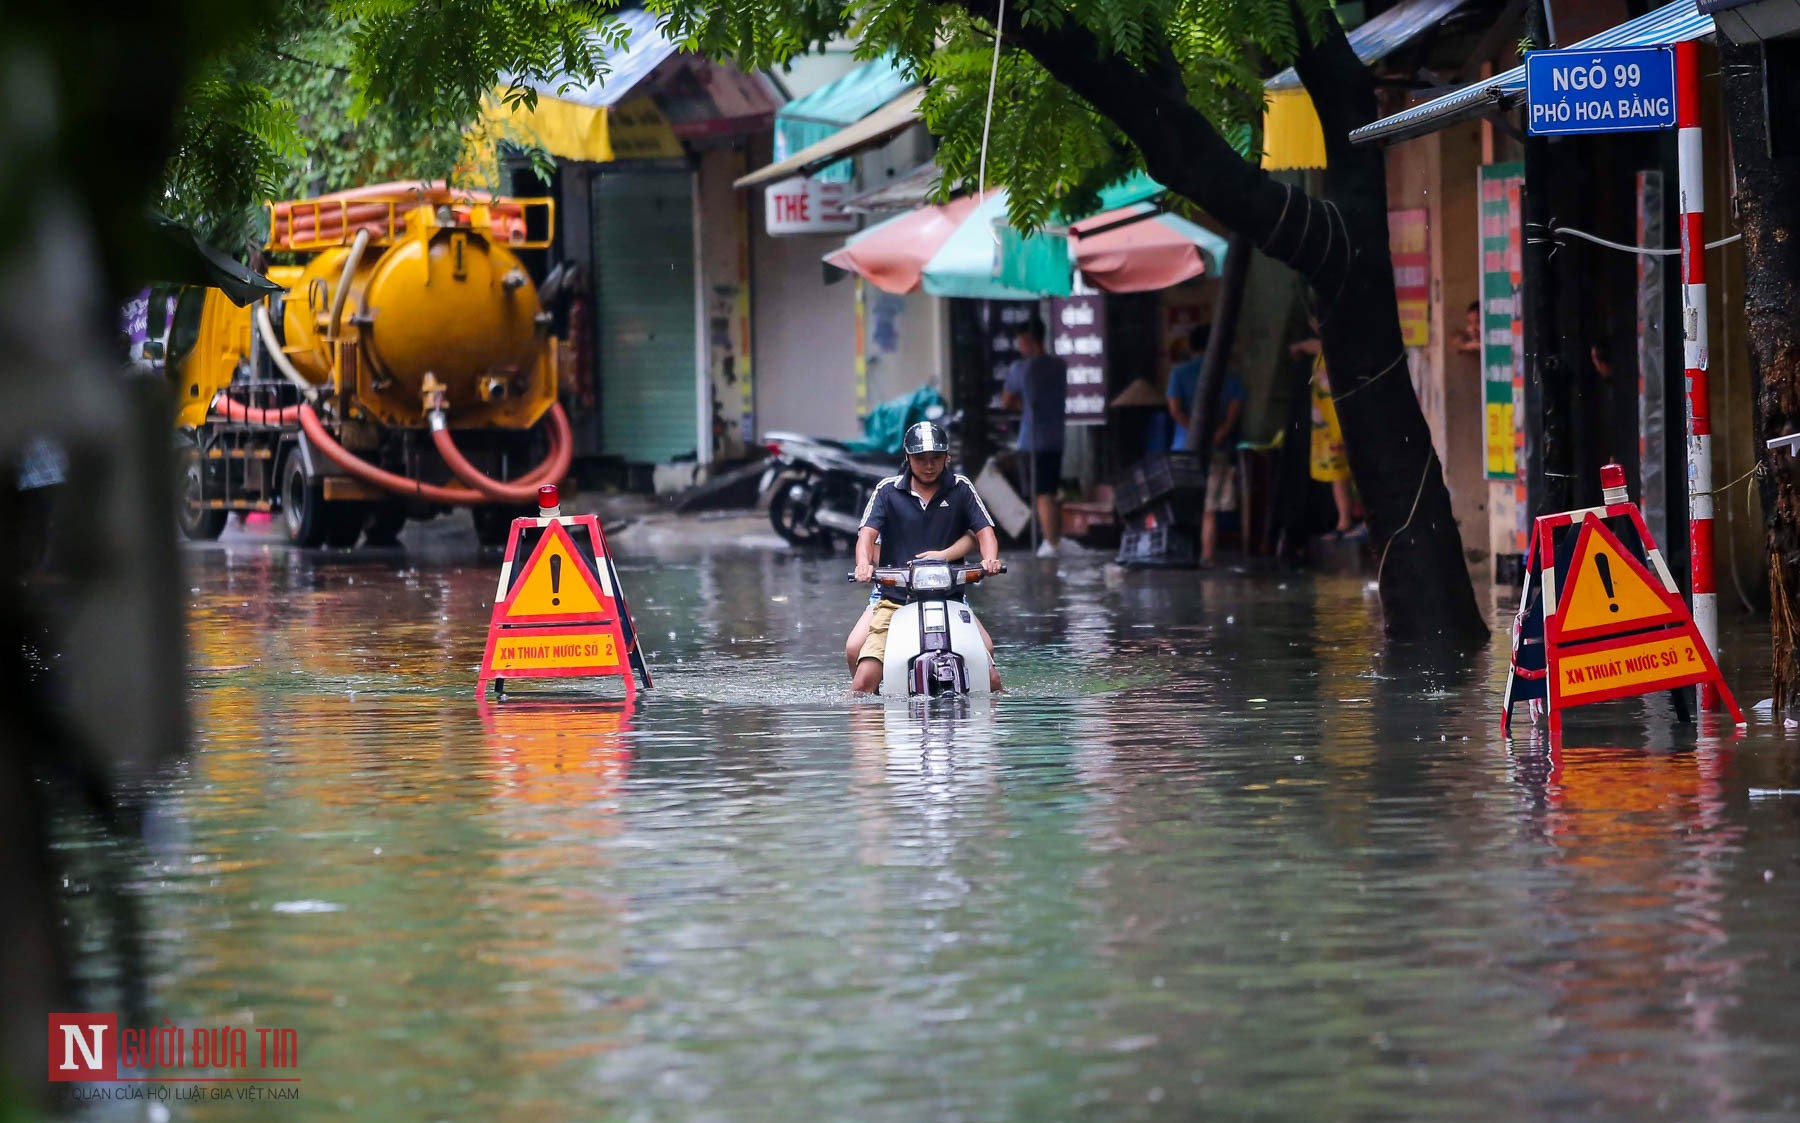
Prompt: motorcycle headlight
<box><xmin>911</xmin><ymin>563</ymin><xmax>953</xmax><ymax>591</ymax></box>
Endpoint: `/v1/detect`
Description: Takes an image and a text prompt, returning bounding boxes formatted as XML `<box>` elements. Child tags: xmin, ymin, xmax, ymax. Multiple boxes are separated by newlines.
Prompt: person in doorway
<box><xmin>1000</xmin><ymin>318</ymin><xmax>1067</xmax><ymax>558</ymax></box>
<box><xmin>1290</xmin><ymin>328</ymin><xmax>1362</xmax><ymax>538</ymax></box>
<box><xmin>1165</xmin><ymin>322</ymin><xmax>1207</xmax><ymax>451</ymax></box>
<box><xmin>852</xmin><ymin>423</ymin><xmax>1003</xmax><ymax>694</ymax></box>
<box><xmin>1456</xmin><ymin>300</ymin><xmax>1482</xmax><ymax>355</ymax></box>
<box><xmin>1167</xmin><ymin>323</ymin><xmax>1247</xmax><ymax>566</ymax></box>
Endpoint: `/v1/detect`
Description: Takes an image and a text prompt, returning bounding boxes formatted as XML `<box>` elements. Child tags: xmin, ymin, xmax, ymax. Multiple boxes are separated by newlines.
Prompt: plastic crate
<box><xmin>1113</xmin><ymin>453</ymin><xmax>1206</xmax><ymax>518</ymax></box>
<box><xmin>1116</xmin><ymin>525</ymin><xmax>1198</xmax><ymax>567</ymax></box>
<box><xmin>1121</xmin><ymin>497</ymin><xmax>1199</xmax><ymax>531</ymax></box>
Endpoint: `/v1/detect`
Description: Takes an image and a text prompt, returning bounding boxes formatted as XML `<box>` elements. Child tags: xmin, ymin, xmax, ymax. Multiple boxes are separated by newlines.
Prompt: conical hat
<box><xmin>1109</xmin><ymin>377</ymin><xmax>1166</xmax><ymax>409</ymax></box>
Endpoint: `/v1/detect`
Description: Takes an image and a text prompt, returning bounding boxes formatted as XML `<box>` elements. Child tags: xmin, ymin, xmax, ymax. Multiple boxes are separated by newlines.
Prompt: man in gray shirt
<box><xmin>1000</xmin><ymin>317</ymin><xmax>1067</xmax><ymax>558</ymax></box>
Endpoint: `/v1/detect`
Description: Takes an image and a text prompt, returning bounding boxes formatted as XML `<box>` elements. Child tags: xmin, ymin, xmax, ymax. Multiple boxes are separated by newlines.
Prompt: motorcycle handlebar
<box><xmin>845</xmin><ymin>563</ymin><xmax>1007</xmax><ymax>582</ymax></box>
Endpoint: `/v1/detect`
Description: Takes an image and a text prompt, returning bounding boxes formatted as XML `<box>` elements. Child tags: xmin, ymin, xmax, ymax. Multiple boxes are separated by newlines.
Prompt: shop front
<box><xmin>486</xmin><ymin>7</ymin><xmax>781</xmax><ymax>485</ymax></box>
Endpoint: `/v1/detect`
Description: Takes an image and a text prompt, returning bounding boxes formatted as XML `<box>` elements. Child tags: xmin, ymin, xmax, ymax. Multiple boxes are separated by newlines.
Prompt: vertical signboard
<box><xmin>1050</xmin><ymin>286</ymin><xmax>1106</xmax><ymax>426</ymax></box>
<box><xmin>1635</xmin><ymin>170</ymin><xmax>1668</xmax><ymax>556</ymax></box>
<box><xmin>1388</xmin><ymin>209</ymin><xmax>1430</xmax><ymax>346</ymax></box>
<box><xmin>1479</xmin><ymin>163</ymin><xmax>1524</xmax><ymax>481</ymax></box>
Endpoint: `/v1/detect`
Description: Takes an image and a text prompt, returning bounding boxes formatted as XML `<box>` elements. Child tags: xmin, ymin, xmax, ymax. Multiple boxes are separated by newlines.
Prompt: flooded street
<box><xmin>60</xmin><ymin>523</ymin><xmax>1800</xmax><ymax>1120</ymax></box>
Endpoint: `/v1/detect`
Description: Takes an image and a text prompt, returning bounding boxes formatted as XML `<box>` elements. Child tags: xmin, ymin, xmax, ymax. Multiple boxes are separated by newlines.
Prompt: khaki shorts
<box><xmin>1206</xmin><ymin>452</ymin><xmax>1238</xmax><ymax>513</ymax></box>
<box><xmin>857</xmin><ymin>598</ymin><xmax>902</xmax><ymax>665</ymax></box>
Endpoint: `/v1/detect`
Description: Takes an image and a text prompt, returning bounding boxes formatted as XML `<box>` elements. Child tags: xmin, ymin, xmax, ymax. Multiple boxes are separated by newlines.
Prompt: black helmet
<box><xmin>903</xmin><ymin>421</ymin><xmax>950</xmax><ymax>456</ymax></box>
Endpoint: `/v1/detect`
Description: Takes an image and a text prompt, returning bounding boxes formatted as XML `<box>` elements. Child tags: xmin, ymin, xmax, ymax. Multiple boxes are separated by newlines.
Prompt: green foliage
<box><xmin>166</xmin><ymin>0</ymin><xmax>1341</xmax><ymax>246</ymax></box>
<box><xmin>655</xmin><ymin>0</ymin><xmax>1333</xmax><ymax>229</ymax></box>
<box><xmin>263</xmin><ymin>19</ymin><xmax>472</xmax><ymax>202</ymax></box>
<box><xmin>337</xmin><ymin>0</ymin><xmax>624</xmax><ymax>124</ymax></box>
<box><xmin>163</xmin><ymin>0</ymin><xmax>621</xmax><ymax>247</ymax></box>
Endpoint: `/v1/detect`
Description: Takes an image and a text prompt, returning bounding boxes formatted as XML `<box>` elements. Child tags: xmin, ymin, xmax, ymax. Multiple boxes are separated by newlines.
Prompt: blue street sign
<box><xmin>1525</xmin><ymin>46</ymin><xmax>1677</xmax><ymax>135</ymax></box>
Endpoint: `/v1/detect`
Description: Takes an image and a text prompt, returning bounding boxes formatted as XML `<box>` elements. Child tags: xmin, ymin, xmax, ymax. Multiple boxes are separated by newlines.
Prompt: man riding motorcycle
<box><xmin>851</xmin><ymin>422</ymin><xmax>1003</xmax><ymax>694</ymax></box>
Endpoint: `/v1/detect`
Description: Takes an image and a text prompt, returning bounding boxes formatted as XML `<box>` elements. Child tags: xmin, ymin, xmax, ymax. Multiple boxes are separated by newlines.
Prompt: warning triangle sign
<box><xmin>1555</xmin><ymin>515</ymin><xmax>1681</xmax><ymax>641</ymax></box>
<box><xmin>502</xmin><ymin>522</ymin><xmax>609</xmax><ymax>622</ymax></box>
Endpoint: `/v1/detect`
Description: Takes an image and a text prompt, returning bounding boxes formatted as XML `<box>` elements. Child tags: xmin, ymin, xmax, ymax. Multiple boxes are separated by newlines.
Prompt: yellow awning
<box><xmin>479</xmin><ymin>92</ymin><xmax>684</xmax><ymax>164</ymax></box>
<box><xmin>1261</xmin><ymin>88</ymin><xmax>1327</xmax><ymax>172</ymax></box>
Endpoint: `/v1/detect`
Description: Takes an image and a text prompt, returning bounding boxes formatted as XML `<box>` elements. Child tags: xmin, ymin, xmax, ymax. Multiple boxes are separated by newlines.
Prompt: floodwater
<box><xmin>53</xmin><ymin>520</ymin><xmax>1800</xmax><ymax>1121</ymax></box>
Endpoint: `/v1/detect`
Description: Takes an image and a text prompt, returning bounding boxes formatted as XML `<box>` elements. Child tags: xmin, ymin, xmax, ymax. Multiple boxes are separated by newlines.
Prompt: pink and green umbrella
<box><xmin>824</xmin><ymin>181</ymin><xmax>1227</xmax><ymax>298</ymax></box>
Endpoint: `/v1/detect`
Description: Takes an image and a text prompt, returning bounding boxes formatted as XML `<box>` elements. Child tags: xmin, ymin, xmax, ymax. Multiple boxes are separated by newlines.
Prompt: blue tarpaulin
<box><xmin>844</xmin><ymin>385</ymin><xmax>947</xmax><ymax>457</ymax></box>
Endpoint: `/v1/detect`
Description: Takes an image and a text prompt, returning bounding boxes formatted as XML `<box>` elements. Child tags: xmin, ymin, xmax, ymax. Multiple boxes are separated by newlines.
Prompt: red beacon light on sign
<box><xmin>1600</xmin><ymin>463</ymin><xmax>1628</xmax><ymax>506</ymax></box>
<box><xmin>537</xmin><ymin>484</ymin><xmax>561</xmax><ymax>517</ymax></box>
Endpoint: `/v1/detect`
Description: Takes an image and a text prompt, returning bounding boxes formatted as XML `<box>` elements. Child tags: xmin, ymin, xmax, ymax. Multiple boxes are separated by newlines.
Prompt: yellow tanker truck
<box><xmin>170</xmin><ymin>181</ymin><xmax>571</xmax><ymax>547</ymax></box>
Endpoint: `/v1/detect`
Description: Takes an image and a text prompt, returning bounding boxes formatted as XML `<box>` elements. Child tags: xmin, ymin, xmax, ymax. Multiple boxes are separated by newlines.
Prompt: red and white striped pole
<box><xmin>1676</xmin><ymin>39</ymin><xmax>1719</xmax><ymax>710</ymax></box>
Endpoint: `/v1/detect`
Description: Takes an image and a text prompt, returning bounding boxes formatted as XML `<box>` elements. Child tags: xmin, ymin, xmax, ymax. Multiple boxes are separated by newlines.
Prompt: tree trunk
<box><xmin>1721</xmin><ymin>38</ymin><xmax>1800</xmax><ymax>712</ymax></box>
<box><xmin>1000</xmin><ymin>6</ymin><xmax>1488</xmax><ymax>654</ymax></box>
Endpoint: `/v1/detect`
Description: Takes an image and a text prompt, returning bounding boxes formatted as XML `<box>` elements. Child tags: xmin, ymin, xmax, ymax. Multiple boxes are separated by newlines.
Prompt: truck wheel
<box><xmin>280</xmin><ymin>453</ymin><xmax>329</xmax><ymax>548</ymax></box>
<box><xmin>176</xmin><ymin>449</ymin><xmax>228</xmax><ymax>541</ymax></box>
<box><xmin>363</xmin><ymin>505</ymin><xmax>406</xmax><ymax>547</ymax></box>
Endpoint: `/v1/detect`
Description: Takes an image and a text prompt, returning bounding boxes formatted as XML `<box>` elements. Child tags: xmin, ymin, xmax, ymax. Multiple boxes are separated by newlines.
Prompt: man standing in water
<box><xmin>1000</xmin><ymin>318</ymin><xmax>1068</xmax><ymax>558</ymax></box>
<box><xmin>852</xmin><ymin>422</ymin><xmax>1003</xmax><ymax>694</ymax></box>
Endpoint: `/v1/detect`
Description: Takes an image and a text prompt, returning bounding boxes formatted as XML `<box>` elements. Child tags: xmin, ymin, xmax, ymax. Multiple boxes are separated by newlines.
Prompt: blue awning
<box><xmin>774</xmin><ymin>54</ymin><xmax>914</xmax><ymax>182</ymax></box>
<box><xmin>501</xmin><ymin>8</ymin><xmax>679</xmax><ymax>110</ymax></box>
<box><xmin>1266</xmin><ymin>0</ymin><xmax>1478</xmax><ymax>91</ymax></box>
<box><xmin>1350</xmin><ymin>0</ymin><xmax>1715</xmax><ymax>144</ymax></box>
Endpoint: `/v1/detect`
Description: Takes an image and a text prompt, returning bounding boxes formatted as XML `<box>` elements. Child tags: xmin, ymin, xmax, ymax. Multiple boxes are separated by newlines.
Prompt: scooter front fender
<box><xmin>880</xmin><ymin>600</ymin><xmax>993</xmax><ymax>698</ymax></box>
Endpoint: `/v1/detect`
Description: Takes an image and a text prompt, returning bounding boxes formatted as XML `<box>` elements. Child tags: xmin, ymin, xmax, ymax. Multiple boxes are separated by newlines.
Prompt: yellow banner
<box><xmin>1558</xmin><ymin>633</ymin><xmax>1701</xmax><ymax>700</ymax></box>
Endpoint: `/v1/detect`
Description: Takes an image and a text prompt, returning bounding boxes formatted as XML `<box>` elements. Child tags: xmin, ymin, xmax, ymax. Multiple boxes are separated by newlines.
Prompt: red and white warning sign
<box><xmin>1502</xmin><ymin>464</ymin><xmax>1740</xmax><ymax>739</ymax></box>
<box><xmin>478</xmin><ymin>486</ymin><xmax>652</xmax><ymax>699</ymax></box>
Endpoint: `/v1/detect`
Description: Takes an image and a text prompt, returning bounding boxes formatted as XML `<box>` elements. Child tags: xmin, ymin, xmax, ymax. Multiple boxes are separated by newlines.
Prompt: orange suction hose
<box><xmin>212</xmin><ymin>393</ymin><xmax>302</xmax><ymax>426</ymax></box>
<box><xmin>297</xmin><ymin>402</ymin><xmax>570</xmax><ymax>507</ymax></box>
<box><xmin>430</xmin><ymin>403</ymin><xmax>574</xmax><ymax>503</ymax></box>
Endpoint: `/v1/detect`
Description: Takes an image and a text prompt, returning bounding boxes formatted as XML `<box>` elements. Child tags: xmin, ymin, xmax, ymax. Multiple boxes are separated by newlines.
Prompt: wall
<box><xmin>1434</xmin><ymin>119</ymin><xmax>1488</xmax><ymax>567</ymax></box>
<box><xmin>864</xmin><ymin>287</ymin><xmax>945</xmax><ymax>410</ymax></box>
<box><xmin>552</xmin><ymin>164</ymin><xmax>604</xmax><ymax>459</ymax></box>
<box><xmin>745</xmin><ymin>125</ymin><xmax>858</xmax><ymax>440</ymax></box>
<box><xmin>747</xmin><ymin>127</ymin><xmax>943</xmax><ymax>442</ymax></box>
<box><xmin>749</xmin><ymin>210</ymin><xmax>858</xmax><ymax>439</ymax></box>
<box><xmin>696</xmin><ymin>145</ymin><xmax>754</xmax><ymax>462</ymax></box>
<box><xmin>1387</xmin><ymin>122</ymin><xmax>1490</xmax><ymax>569</ymax></box>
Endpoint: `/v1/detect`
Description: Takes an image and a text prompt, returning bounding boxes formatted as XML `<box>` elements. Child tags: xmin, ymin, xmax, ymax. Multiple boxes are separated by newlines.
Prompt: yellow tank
<box><xmin>277</xmin><ymin>205</ymin><xmax>552</xmax><ymax>429</ymax></box>
<box><xmin>175</xmin><ymin>183</ymin><xmax>558</xmax><ymax>432</ymax></box>
<box><xmin>169</xmin><ymin>182</ymin><xmax>567</xmax><ymax>549</ymax></box>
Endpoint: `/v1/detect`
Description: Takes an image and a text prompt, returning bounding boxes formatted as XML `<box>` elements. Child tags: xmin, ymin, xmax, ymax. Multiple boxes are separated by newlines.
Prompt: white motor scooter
<box><xmin>854</xmin><ymin>559</ymin><xmax>1005</xmax><ymax>699</ymax></box>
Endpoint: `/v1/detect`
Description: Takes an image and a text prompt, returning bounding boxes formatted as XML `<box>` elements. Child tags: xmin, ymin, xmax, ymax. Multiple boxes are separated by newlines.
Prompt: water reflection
<box><xmin>46</xmin><ymin>533</ymin><xmax>1800</xmax><ymax>1119</ymax></box>
<box><xmin>1507</xmin><ymin>744</ymin><xmax>1749</xmax><ymax>1116</ymax></box>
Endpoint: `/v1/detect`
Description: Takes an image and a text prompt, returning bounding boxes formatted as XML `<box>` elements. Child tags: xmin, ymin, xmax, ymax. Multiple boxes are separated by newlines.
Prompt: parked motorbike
<box><xmin>850</xmin><ymin>559</ymin><xmax>1004</xmax><ymax>699</ymax></box>
<box><xmin>761</xmin><ymin>408</ymin><xmax>964</xmax><ymax>550</ymax></box>
<box><xmin>760</xmin><ymin>433</ymin><xmax>899</xmax><ymax>549</ymax></box>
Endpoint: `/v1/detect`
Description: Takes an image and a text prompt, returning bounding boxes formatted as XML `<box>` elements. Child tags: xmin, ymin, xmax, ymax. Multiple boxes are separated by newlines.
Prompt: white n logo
<box><xmin>60</xmin><ymin>1023</ymin><xmax>106</xmax><ymax>1071</ymax></box>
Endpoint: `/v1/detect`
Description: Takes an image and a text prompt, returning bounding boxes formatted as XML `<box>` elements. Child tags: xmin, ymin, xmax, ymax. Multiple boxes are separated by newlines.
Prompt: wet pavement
<box><xmin>53</xmin><ymin>515</ymin><xmax>1800</xmax><ymax>1120</ymax></box>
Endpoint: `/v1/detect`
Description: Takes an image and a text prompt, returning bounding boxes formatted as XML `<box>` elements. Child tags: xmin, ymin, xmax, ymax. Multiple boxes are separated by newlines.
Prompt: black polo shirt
<box><xmin>861</xmin><ymin>471</ymin><xmax>994</xmax><ymax>601</ymax></box>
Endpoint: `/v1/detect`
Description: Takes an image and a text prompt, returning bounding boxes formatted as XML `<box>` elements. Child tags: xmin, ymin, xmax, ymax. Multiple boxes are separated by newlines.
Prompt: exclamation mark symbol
<box><xmin>549</xmin><ymin>554</ymin><xmax>562</xmax><ymax>606</ymax></box>
<box><xmin>1596</xmin><ymin>553</ymin><xmax>1617</xmax><ymax>612</ymax></box>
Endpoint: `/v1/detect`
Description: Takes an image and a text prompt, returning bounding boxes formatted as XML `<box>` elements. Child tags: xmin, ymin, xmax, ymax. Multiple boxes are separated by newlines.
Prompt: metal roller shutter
<box><xmin>594</xmin><ymin>169</ymin><xmax>698</xmax><ymax>464</ymax></box>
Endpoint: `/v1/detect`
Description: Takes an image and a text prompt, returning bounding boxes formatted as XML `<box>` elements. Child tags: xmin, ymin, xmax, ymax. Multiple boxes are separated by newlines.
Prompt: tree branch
<box><xmin>1287</xmin><ymin>0</ymin><xmax>1378</xmax><ymax>171</ymax></box>
<box><xmin>269</xmin><ymin>48</ymin><xmax>353</xmax><ymax>77</ymax></box>
<box><xmin>938</xmin><ymin>0</ymin><xmax>1304</xmax><ymax>270</ymax></box>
